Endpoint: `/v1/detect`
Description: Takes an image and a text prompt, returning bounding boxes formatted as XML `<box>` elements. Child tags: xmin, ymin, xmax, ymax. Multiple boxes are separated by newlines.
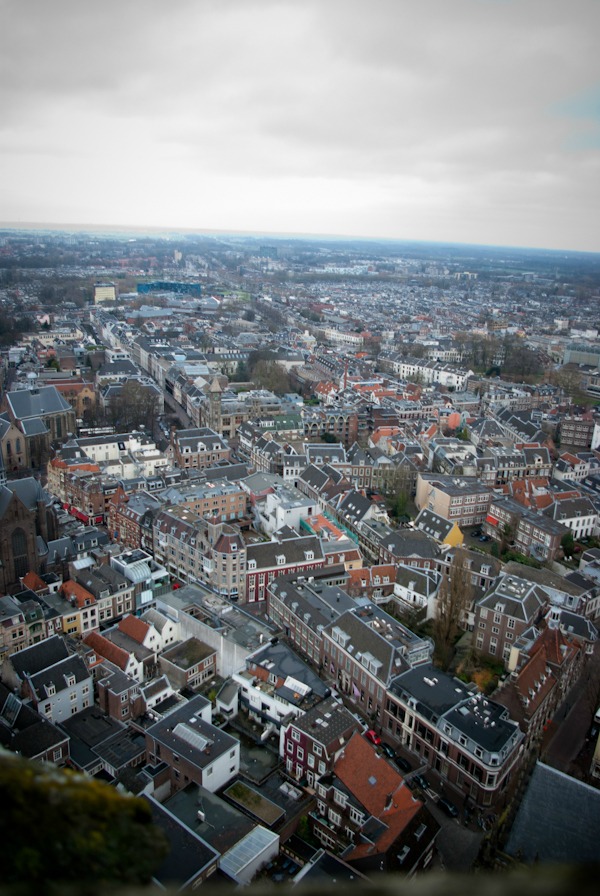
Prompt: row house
<box><xmin>384</xmin><ymin>664</ymin><xmax>524</xmax><ymax>808</ymax></box>
<box><xmin>552</xmin><ymin>451</ymin><xmax>600</xmax><ymax>483</ymax></box>
<box><xmin>171</xmin><ymin>427</ymin><xmax>231</xmax><ymax>470</ymax></box>
<box><xmin>110</xmin><ymin>549</ymin><xmax>170</xmax><ymax>613</ymax></box>
<box><xmin>415</xmin><ymin>473</ymin><xmax>492</xmax><ymax>528</ymax></box>
<box><xmin>310</xmin><ymin>732</ymin><xmax>439</xmax><ymax>875</ymax></box>
<box><xmin>507</xmin><ymin>623</ymin><xmax>584</xmax><ymax>705</ymax></box>
<box><xmin>250</xmin><ymin>435</ymin><xmax>287</xmax><ymax>475</ymax></box>
<box><xmin>267</xmin><ymin>568</ymin><xmax>353</xmax><ymax>665</ymax></box>
<box><xmin>374</xmin><ymin>525</ymin><xmax>442</xmax><ymax>571</ymax></box>
<box><xmin>0</xmin><ymin>593</ymin><xmax>48</xmax><ymax>659</ymax></box>
<box><xmin>483</xmin><ymin>494</ymin><xmax>568</xmax><ymax>561</ymax></box>
<box><xmin>58</xmin><ymin>580</ymin><xmax>101</xmax><ymax>637</ymax></box>
<box><xmin>46</xmin><ymin>456</ymin><xmax>101</xmax><ymax>502</ymax></box>
<box><xmin>97</xmin><ymin>666</ymin><xmax>179</xmax><ymax>725</ymax></box>
<box><xmin>378</xmin><ymin>354</ymin><xmax>473</xmax><ymax>390</ymax></box>
<box><xmin>493</xmin><ymin>645</ymin><xmax>558</xmax><ymax>750</ymax></box>
<box><xmin>477</xmin><ymin>445</ymin><xmax>552</xmax><ymax>487</ymax></box>
<box><xmin>2</xmin><ymin>634</ymin><xmax>93</xmax><ymax>723</ymax></box>
<box><xmin>490</xmin><ymin>407</ymin><xmax>547</xmax><ymax>442</ymax></box>
<box><xmin>72</xmin><ymin>565</ymin><xmax>136</xmax><ymax>625</ymax></box>
<box><xmin>245</xmin><ymin>535</ymin><xmax>325</xmax><ymax>604</ymax></box>
<box><xmin>321</xmin><ymin>606</ymin><xmax>433</xmax><ymax>725</ymax></box>
<box><xmin>280</xmin><ymin>696</ymin><xmax>363</xmax><ymax>786</ymax></box>
<box><xmin>61</xmin><ymin>468</ymin><xmax>119</xmax><ymax>525</ymax></box>
<box><xmin>346</xmin><ymin>563</ymin><xmax>397</xmax><ymax>603</ymax></box>
<box><xmin>473</xmin><ymin>574</ymin><xmax>548</xmax><ymax>666</ymax></box>
<box><xmin>83</xmin><ymin>630</ymin><xmax>145</xmax><ymax>682</ymax></box>
<box><xmin>343</xmin><ymin>442</ymin><xmax>395</xmax><ymax>490</ymax></box>
<box><xmin>544</xmin><ymin>495</ymin><xmax>598</xmax><ymax>541</ymax></box>
<box><xmin>107</xmin><ymin>486</ymin><xmax>163</xmax><ymax>552</ymax></box>
<box><xmin>97</xmin><ymin>663</ymin><xmax>145</xmax><ymax>723</ymax></box>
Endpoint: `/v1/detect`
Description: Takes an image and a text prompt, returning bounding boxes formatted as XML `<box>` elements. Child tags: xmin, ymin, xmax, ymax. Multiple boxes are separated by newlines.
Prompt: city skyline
<box><xmin>1</xmin><ymin>0</ymin><xmax>599</xmax><ymax>253</ymax></box>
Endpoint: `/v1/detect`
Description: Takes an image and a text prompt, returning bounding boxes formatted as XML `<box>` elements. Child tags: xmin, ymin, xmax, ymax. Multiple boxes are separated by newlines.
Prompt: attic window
<box><xmin>276</xmin><ymin>554</ymin><xmax>285</xmax><ymax>566</ymax></box>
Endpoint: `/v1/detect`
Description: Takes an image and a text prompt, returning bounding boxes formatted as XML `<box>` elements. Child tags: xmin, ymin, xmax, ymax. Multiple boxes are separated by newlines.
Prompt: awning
<box><xmin>485</xmin><ymin>514</ymin><xmax>499</xmax><ymax>526</ymax></box>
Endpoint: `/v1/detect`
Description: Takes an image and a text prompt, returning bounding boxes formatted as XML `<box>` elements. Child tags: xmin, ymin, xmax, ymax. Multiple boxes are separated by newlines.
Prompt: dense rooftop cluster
<box><xmin>0</xmin><ymin>228</ymin><xmax>599</xmax><ymax>887</ymax></box>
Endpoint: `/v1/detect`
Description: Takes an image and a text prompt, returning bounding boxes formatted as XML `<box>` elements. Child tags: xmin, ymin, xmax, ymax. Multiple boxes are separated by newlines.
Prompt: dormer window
<box><xmin>248</xmin><ymin>559</ymin><xmax>257</xmax><ymax>570</ymax></box>
<box><xmin>276</xmin><ymin>555</ymin><xmax>285</xmax><ymax>566</ymax></box>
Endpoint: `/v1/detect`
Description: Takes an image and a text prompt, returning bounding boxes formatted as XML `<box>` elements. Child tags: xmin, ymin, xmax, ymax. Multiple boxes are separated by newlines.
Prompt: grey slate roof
<box><xmin>28</xmin><ymin>655</ymin><xmax>90</xmax><ymax>699</ymax></box>
<box><xmin>505</xmin><ymin>761</ymin><xmax>600</xmax><ymax>864</ymax></box>
<box><xmin>291</xmin><ymin>696</ymin><xmax>362</xmax><ymax>749</ymax></box>
<box><xmin>10</xmin><ymin>634</ymin><xmax>69</xmax><ymax>678</ymax></box>
<box><xmin>0</xmin><ymin>682</ymin><xmax>69</xmax><ymax>759</ymax></box>
<box><xmin>6</xmin><ymin>385</ymin><xmax>72</xmax><ymax>419</ymax></box>
<box><xmin>477</xmin><ymin>574</ymin><xmax>547</xmax><ymax>623</ymax></box>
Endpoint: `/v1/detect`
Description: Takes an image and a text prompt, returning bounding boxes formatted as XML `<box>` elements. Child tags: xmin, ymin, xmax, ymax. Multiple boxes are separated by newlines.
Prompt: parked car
<box><xmin>479</xmin><ymin>534</ymin><xmax>491</xmax><ymax>542</ymax></box>
<box><xmin>438</xmin><ymin>797</ymin><xmax>459</xmax><ymax>818</ymax></box>
<box><xmin>470</xmin><ymin>529</ymin><xmax>482</xmax><ymax>538</ymax></box>
<box><xmin>394</xmin><ymin>755</ymin><xmax>412</xmax><ymax>773</ymax></box>
<box><xmin>411</xmin><ymin>773</ymin><xmax>430</xmax><ymax>791</ymax></box>
<box><xmin>381</xmin><ymin>742</ymin><xmax>395</xmax><ymax>759</ymax></box>
<box><xmin>365</xmin><ymin>729</ymin><xmax>381</xmax><ymax>746</ymax></box>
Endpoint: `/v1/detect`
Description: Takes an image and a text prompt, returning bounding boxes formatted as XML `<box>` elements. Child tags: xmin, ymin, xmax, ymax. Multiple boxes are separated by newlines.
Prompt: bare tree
<box><xmin>433</xmin><ymin>548</ymin><xmax>473</xmax><ymax>670</ymax></box>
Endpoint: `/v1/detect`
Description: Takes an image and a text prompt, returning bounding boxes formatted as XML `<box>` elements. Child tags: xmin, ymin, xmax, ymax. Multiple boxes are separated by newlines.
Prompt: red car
<box><xmin>365</xmin><ymin>729</ymin><xmax>381</xmax><ymax>746</ymax></box>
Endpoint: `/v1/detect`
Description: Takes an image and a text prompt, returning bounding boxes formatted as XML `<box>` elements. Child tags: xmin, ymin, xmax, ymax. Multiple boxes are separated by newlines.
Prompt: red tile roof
<box><xmin>84</xmin><ymin>632</ymin><xmax>131</xmax><ymax>671</ymax></box>
<box><xmin>118</xmin><ymin>614</ymin><xmax>150</xmax><ymax>643</ymax></box>
<box><xmin>334</xmin><ymin>732</ymin><xmax>421</xmax><ymax>858</ymax></box>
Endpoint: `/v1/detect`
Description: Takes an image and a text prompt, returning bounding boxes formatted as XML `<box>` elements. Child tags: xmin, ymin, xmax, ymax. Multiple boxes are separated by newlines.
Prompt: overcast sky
<box><xmin>1</xmin><ymin>0</ymin><xmax>599</xmax><ymax>251</ymax></box>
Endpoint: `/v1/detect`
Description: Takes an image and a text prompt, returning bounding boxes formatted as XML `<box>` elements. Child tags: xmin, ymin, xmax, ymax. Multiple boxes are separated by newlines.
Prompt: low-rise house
<box><xmin>233</xmin><ymin>640</ymin><xmax>329</xmax><ymax>732</ymax></box>
<box><xmin>58</xmin><ymin>705</ymin><xmax>146</xmax><ymax>777</ymax></box>
<box><xmin>159</xmin><ymin>638</ymin><xmax>218</xmax><ymax>690</ymax></box>
<box><xmin>83</xmin><ymin>630</ymin><xmax>145</xmax><ymax>683</ymax></box>
<box><xmin>2</xmin><ymin>634</ymin><xmax>92</xmax><ymax>723</ymax></box>
<box><xmin>413</xmin><ymin>509</ymin><xmax>464</xmax><ymax>547</ymax></box>
<box><xmin>393</xmin><ymin>565</ymin><xmax>442</xmax><ymax>619</ymax></box>
<box><xmin>493</xmin><ymin>645</ymin><xmax>558</xmax><ymax>749</ymax></box>
<box><xmin>280</xmin><ymin>696</ymin><xmax>363</xmax><ymax>787</ymax></box>
<box><xmin>145</xmin><ymin>695</ymin><xmax>240</xmax><ymax>793</ymax></box>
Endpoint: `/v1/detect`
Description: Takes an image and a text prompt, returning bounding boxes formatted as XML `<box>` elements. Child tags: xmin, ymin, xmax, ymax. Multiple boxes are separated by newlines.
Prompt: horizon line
<box><xmin>0</xmin><ymin>220</ymin><xmax>599</xmax><ymax>258</ymax></box>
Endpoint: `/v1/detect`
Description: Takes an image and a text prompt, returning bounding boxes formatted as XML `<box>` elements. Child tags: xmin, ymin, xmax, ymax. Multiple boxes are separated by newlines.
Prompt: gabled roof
<box><xmin>6</xmin><ymin>385</ymin><xmax>72</xmax><ymax>420</ymax></box>
<box><xmin>118</xmin><ymin>614</ymin><xmax>151</xmax><ymax>643</ymax></box>
<box><xmin>10</xmin><ymin>634</ymin><xmax>69</xmax><ymax>678</ymax></box>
